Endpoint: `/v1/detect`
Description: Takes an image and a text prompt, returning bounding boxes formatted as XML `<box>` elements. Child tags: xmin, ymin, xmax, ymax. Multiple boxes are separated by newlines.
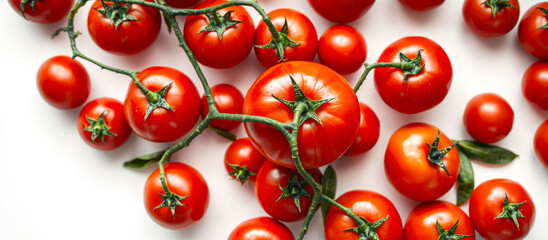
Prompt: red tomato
<box><xmin>384</xmin><ymin>123</ymin><xmax>459</xmax><ymax>202</ymax></box>
<box><xmin>254</xmin><ymin>9</ymin><xmax>318</xmax><ymax>69</ymax></box>
<box><xmin>374</xmin><ymin>36</ymin><xmax>452</xmax><ymax>114</ymax></box>
<box><xmin>144</xmin><ymin>162</ymin><xmax>209</xmax><ymax>230</ymax></box>
<box><xmin>307</xmin><ymin>0</ymin><xmax>375</xmax><ymax>23</ymax></box>
<box><xmin>518</xmin><ymin>2</ymin><xmax>548</xmax><ymax>59</ymax></box>
<box><xmin>36</xmin><ymin>56</ymin><xmax>90</xmax><ymax>109</ymax></box>
<box><xmin>184</xmin><ymin>0</ymin><xmax>255</xmax><ymax>69</ymax></box>
<box><xmin>522</xmin><ymin>60</ymin><xmax>548</xmax><ymax>110</ymax></box>
<box><xmin>254</xmin><ymin>161</ymin><xmax>322</xmax><ymax>222</ymax></box>
<box><xmin>87</xmin><ymin>0</ymin><xmax>161</xmax><ymax>55</ymax></box>
<box><xmin>318</xmin><ymin>24</ymin><xmax>367</xmax><ymax>75</ymax></box>
<box><xmin>228</xmin><ymin>217</ymin><xmax>294</xmax><ymax>240</ymax></box>
<box><xmin>8</xmin><ymin>0</ymin><xmax>73</xmax><ymax>23</ymax></box>
<box><xmin>344</xmin><ymin>102</ymin><xmax>380</xmax><ymax>156</ymax></box>
<box><xmin>201</xmin><ymin>84</ymin><xmax>244</xmax><ymax>131</ymax></box>
<box><xmin>469</xmin><ymin>179</ymin><xmax>535</xmax><ymax>240</ymax></box>
<box><xmin>404</xmin><ymin>201</ymin><xmax>475</xmax><ymax>239</ymax></box>
<box><xmin>163</xmin><ymin>0</ymin><xmax>201</xmax><ymax>8</ymax></box>
<box><xmin>325</xmin><ymin>190</ymin><xmax>403</xmax><ymax>240</ymax></box>
<box><xmin>463</xmin><ymin>93</ymin><xmax>514</xmax><ymax>143</ymax></box>
<box><xmin>243</xmin><ymin>61</ymin><xmax>360</xmax><ymax>169</ymax></box>
<box><xmin>463</xmin><ymin>0</ymin><xmax>520</xmax><ymax>38</ymax></box>
<box><xmin>534</xmin><ymin>120</ymin><xmax>548</xmax><ymax>168</ymax></box>
<box><xmin>398</xmin><ymin>0</ymin><xmax>444</xmax><ymax>11</ymax></box>
<box><xmin>124</xmin><ymin>66</ymin><xmax>201</xmax><ymax>142</ymax></box>
<box><xmin>224</xmin><ymin>138</ymin><xmax>266</xmax><ymax>184</ymax></box>
<box><xmin>77</xmin><ymin>97</ymin><xmax>131</xmax><ymax>151</ymax></box>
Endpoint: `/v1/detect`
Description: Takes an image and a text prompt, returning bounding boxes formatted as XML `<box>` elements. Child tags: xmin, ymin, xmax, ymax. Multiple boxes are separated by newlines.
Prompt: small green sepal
<box><xmin>482</xmin><ymin>0</ymin><xmax>516</xmax><ymax>19</ymax></box>
<box><xmin>399</xmin><ymin>49</ymin><xmax>425</xmax><ymax>83</ymax></box>
<box><xmin>145</xmin><ymin>82</ymin><xmax>175</xmax><ymax>120</ymax></box>
<box><xmin>18</xmin><ymin>0</ymin><xmax>38</xmax><ymax>19</ymax></box>
<box><xmin>425</xmin><ymin>130</ymin><xmax>457</xmax><ymax>177</ymax></box>
<box><xmin>83</xmin><ymin>111</ymin><xmax>117</xmax><ymax>143</ymax></box>
<box><xmin>344</xmin><ymin>215</ymin><xmax>389</xmax><ymax>240</ymax></box>
<box><xmin>154</xmin><ymin>191</ymin><xmax>188</xmax><ymax>219</ymax></box>
<box><xmin>228</xmin><ymin>163</ymin><xmax>255</xmax><ymax>185</ymax></box>
<box><xmin>254</xmin><ymin>18</ymin><xmax>301</xmax><ymax>62</ymax></box>
<box><xmin>494</xmin><ymin>194</ymin><xmax>527</xmax><ymax>230</ymax></box>
<box><xmin>95</xmin><ymin>0</ymin><xmax>138</xmax><ymax>31</ymax></box>
<box><xmin>436</xmin><ymin>220</ymin><xmax>474</xmax><ymax>240</ymax></box>
<box><xmin>276</xmin><ymin>174</ymin><xmax>312</xmax><ymax>213</ymax></box>
<box><xmin>537</xmin><ymin>8</ymin><xmax>548</xmax><ymax>29</ymax></box>
<box><xmin>197</xmin><ymin>10</ymin><xmax>242</xmax><ymax>40</ymax></box>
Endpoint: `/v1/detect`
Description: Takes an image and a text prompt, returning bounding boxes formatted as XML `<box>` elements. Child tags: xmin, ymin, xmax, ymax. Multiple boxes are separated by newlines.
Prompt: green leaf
<box><xmin>209</xmin><ymin>126</ymin><xmax>236</xmax><ymax>141</ymax></box>
<box><xmin>123</xmin><ymin>150</ymin><xmax>166</xmax><ymax>168</ymax></box>
<box><xmin>321</xmin><ymin>165</ymin><xmax>337</xmax><ymax>224</ymax></box>
<box><xmin>455</xmin><ymin>144</ymin><xmax>474</xmax><ymax>206</ymax></box>
<box><xmin>456</xmin><ymin>140</ymin><xmax>518</xmax><ymax>164</ymax></box>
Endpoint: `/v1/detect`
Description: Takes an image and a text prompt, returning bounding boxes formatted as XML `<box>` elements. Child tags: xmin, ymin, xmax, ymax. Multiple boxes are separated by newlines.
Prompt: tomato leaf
<box><xmin>321</xmin><ymin>165</ymin><xmax>337</xmax><ymax>224</ymax></box>
<box><xmin>123</xmin><ymin>150</ymin><xmax>166</xmax><ymax>168</ymax></box>
<box><xmin>209</xmin><ymin>126</ymin><xmax>236</xmax><ymax>141</ymax></box>
<box><xmin>455</xmin><ymin>144</ymin><xmax>474</xmax><ymax>206</ymax></box>
<box><xmin>456</xmin><ymin>140</ymin><xmax>518</xmax><ymax>164</ymax></box>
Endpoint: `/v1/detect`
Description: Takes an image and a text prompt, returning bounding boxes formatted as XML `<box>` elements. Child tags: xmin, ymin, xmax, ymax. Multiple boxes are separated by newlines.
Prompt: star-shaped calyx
<box><xmin>482</xmin><ymin>0</ymin><xmax>516</xmax><ymax>19</ymax></box>
<box><xmin>145</xmin><ymin>82</ymin><xmax>175</xmax><ymax>120</ymax></box>
<box><xmin>276</xmin><ymin>174</ymin><xmax>312</xmax><ymax>213</ymax></box>
<box><xmin>436</xmin><ymin>220</ymin><xmax>474</xmax><ymax>240</ymax></box>
<box><xmin>18</xmin><ymin>0</ymin><xmax>38</xmax><ymax>18</ymax></box>
<box><xmin>94</xmin><ymin>0</ymin><xmax>138</xmax><ymax>31</ymax></box>
<box><xmin>425</xmin><ymin>130</ymin><xmax>457</xmax><ymax>177</ymax></box>
<box><xmin>399</xmin><ymin>49</ymin><xmax>425</xmax><ymax>83</ymax></box>
<box><xmin>344</xmin><ymin>215</ymin><xmax>389</xmax><ymax>240</ymax></box>
<box><xmin>198</xmin><ymin>10</ymin><xmax>242</xmax><ymax>40</ymax></box>
<box><xmin>537</xmin><ymin>8</ymin><xmax>548</xmax><ymax>29</ymax></box>
<box><xmin>494</xmin><ymin>193</ymin><xmax>527</xmax><ymax>230</ymax></box>
<box><xmin>83</xmin><ymin>111</ymin><xmax>117</xmax><ymax>143</ymax></box>
<box><xmin>255</xmin><ymin>18</ymin><xmax>301</xmax><ymax>62</ymax></box>
<box><xmin>228</xmin><ymin>164</ymin><xmax>255</xmax><ymax>185</ymax></box>
<box><xmin>154</xmin><ymin>191</ymin><xmax>188</xmax><ymax>219</ymax></box>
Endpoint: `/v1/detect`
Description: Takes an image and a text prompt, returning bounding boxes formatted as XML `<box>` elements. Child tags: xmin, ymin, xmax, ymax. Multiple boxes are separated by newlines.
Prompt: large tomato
<box><xmin>8</xmin><ymin>0</ymin><xmax>74</xmax><ymax>23</ymax></box>
<box><xmin>224</xmin><ymin>138</ymin><xmax>266</xmax><ymax>184</ymax></box>
<box><xmin>518</xmin><ymin>2</ymin><xmax>548</xmax><ymax>59</ymax></box>
<box><xmin>463</xmin><ymin>0</ymin><xmax>520</xmax><ymax>38</ymax></box>
<box><xmin>307</xmin><ymin>0</ymin><xmax>375</xmax><ymax>23</ymax></box>
<box><xmin>534</xmin><ymin>120</ymin><xmax>548</xmax><ymax>168</ymax></box>
<box><xmin>228</xmin><ymin>217</ymin><xmax>294</xmax><ymax>240</ymax></box>
<box><xmin>374</xmin><ymin>36</ymin><xmax>452</xmax><ymax>114</ymax></box>
<box><xmin>404</xmin><ymin>201</ymin><xmax>475</xmax><ymax>239</ymax></box>
<box><xmin>201</xmin><ymin>84</ymin><xmax>244</xmax><ymax>131</ymax></box>
<box><xmin>522</xmin><ymin>60</ymin><xmax>548</xmax><ymax>110</ymax></box>
<box><xmin>463</xmin><ymin>93</ymin><xmax>514</xmax><ymax>143</ymax></box>
<box><xmin>398</xmin><ymin>0</ymin><xmax>444</xmax><ymax>11</ymax></box>
<box><xmin>344</xmin><ymin>102</ymin><xmax>380</xmax><ymax>156</ymax></box>
<box><xmin>318</xmin><ymin>24</ymin><xmax>367</xmax><ymax>75</ymax></box>
<box><xmin>243</xmin><ymin>61</ymin><xmax>360</xmax><ymax>169</ymax></box>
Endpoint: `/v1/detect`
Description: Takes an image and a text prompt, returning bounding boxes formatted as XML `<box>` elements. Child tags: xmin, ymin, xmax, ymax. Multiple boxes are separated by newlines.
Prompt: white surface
<box><xmin>0</xmin><ymin>0</ymin><xmax>546</xmax><ymax>239</ymax></box>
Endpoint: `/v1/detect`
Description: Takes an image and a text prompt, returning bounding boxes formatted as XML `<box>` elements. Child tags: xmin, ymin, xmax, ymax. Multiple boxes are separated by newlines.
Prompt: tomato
<box><xmin>463</xmin><ymin>93</ymin><xmax>514</xmax><ymax>143</ymax></box>
<box><xmin>87</xmin><ymin>0</ymin><xmax>161</xmax><ymax>55</ymax></box>
<box><xmin>462</xmin><ymin>0</ymin><xmax>520</xmax><ymax>38</ymax></box>
<box><xmin>36</xmin><ymin>56</ymin><xmax>90</xmax><ymax>109</ymax></box>
<box><xmin>184</xmin><ymin>0</ymin><xmax>255</xmax><ymax>69</ymax></box>
<box><xmin>522</xmin><ymin>60</ymin><xmax>548</xmax><ymax>110</ymax></box>
<box><xmin>224</xmin><ymin>138</ymin><xmax>266</xmax><ymax>184</ymax></box>
<box><xmin>518</xmin><ymin>2</ymin><xmax>548</xmax><ymax>59</ymax></box>
<box><xmin>404</xmin><ymin>201</ymin><xmax>475</xmax><ymax>239</ymax></box>
<box><xmin>254</xmin><ymin>9</ymin><xmax>318</xmax><ymax>69</ymax></box>
<box><xmin>534</xmin><ymin>120</ymin><xmax>548</xmax><ymax>168</ymax></box>
<box><xmin>228</xmin><ymin>217</ymin><xmax>294</xmax><ymax>240</ymax></box>
<box><xmin>254</xmin><ymin>161</ymin><xmax>321</xmax><ymax>222</ymax></box>
<box><xmin>307</xmin><ymin>0</ymin><xmax>375</xmax><ymax>23</ymax></box>
<box><xmin>469</xmin><ymin>178</ymin><xmax>535</xmax><ymax>240</ymax></box>
<box><xmin>124</xmin><ymin>66</ymin><xmax>201</xmax><ymax>142</ymax></box>
<box><xmin>164</xmin><ymin>0</ymin><xmax>201</xmax><ymax>8</ymax></box>
<box><xmin>324</xmin><ymin>190</ymin><xmax>403</xmax><ymax>240</ymax></box>
<box><xmin>384</xmin><ymin>123</ymin><xmax>459</xmax><ymax>202</ymax></box>
<box><xmin>77</xmin><ymin>97</ymin><xmax>131</xmax><ymax>151</ymax></box>
<box><xmin>344</xmin><ymin>102</ymin><xmax>380</xmax><ymax>156</ymax></box>
<box><xmin>398</xmin><ymin>0</ymin><xmax>444</xmax><ymax>11</ymax></box>
<box><xmin>144</xmin><ymin>162</ymin><xmax>209</xmax><ymax>230</ymax></box>
<box><xmin>318</xmin><ymin>24</ymin><xmax>367</xmax><ymax>75</ymax></box>
<box><xmin>201</xmin><ymin>84</ymin><xmax>244</xmax><ymax>131</ymax></box>
<box><xmin>8</xmin><ymin>0</ymin><xmax>74</xmax><ymax>23</ymax></box>
<box><xmin>243</xmin><ymin>61</ymin><xmax>360</xmax><ymax>169</ymax></box>
<box><xmin>374</xmin><ymin>36</ymin><xmax>452</xmax><ymax>114</ymax></box>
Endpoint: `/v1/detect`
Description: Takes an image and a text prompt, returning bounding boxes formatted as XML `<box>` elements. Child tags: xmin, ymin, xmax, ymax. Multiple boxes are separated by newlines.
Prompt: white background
<box><xmin>1</xmin><ymin>0</ymin><xmax>547</xmax><ymax>239</ymax></box>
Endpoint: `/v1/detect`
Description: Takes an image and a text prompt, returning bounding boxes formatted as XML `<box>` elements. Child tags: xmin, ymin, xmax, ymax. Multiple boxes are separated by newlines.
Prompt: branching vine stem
<box><xmin>353</xmin><ymin>62</ymin><xmax>415</xmax><ymax>92</ymax></box>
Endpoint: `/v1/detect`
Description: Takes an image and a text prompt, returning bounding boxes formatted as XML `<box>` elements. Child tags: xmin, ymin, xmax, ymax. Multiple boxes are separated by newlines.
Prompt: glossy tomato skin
<box><xmin>243</xmin><ymin>61</ymin><xmax>360</xmax><ymax>169</ymax></box>
<box><xmin>144</xmin><ymin>162</ymin><xmax>209</xmax><ymax>230</ymax></box>
<box><xmin>374</xmin><ymin>36</ymin><xmax>452</xmax><ymax>114</ymax></box>
<box><xmin>87</xmin><ymin>0</ymin><xmax>161</xmax><ymax>55</ymax></box>
<box><xmin>228</xmin><ymin>217</ymin><xmax>295</xmax><ymax>240</ymax></box>
<box><xmin>463</xmin><ymin>93</ymin><xmax>514</xmax><ymax>143</ymax></box>
<box><xmin>534</xmin><ymin>120</ymin><xmax>548</xmax><ymax>168</ymax></box>
<box><xmin>254</xmin><ymin>9</ymin><xmax>318</xmax><ymax>69</ymax></box>
<box><xmin>77</xmin><ymin>97</ymin><xmax>131</xmax><ymax>151</ymax></box>
<box><xmin>398</xmin><ymin>0</ymin><xmax>444</xmax><ymax>11</ymax></box>
<box><xmin>325</xmin><ymin>190</ymin><xmax>403</xmax><ymax>240</ymax></box>
<box><xmin>522</xmin><ymin>61</ymin><xmax>548</xmax><ymax>110</ymax></box>
<box><xmin>124</xmin><ymin>66</ymin><xmax>201</xmax><ymax>142</ymax></box>
<box><xmin>463</xmin><ymin>0</ymin><xmax>520</xmax><ymax>38</ymax></box>
<box><xmin>469</xmin><ymin>179</ymin><xmax>535</xmax><ymax>240</ymax></box>
<box><xmin>184</xmin><ymin>0</ymin><xmax>255</xmax><ymax>69</ymax></box>
<box><xmin>384</xmin><ymin>123</ymin><xmax>459</xmax><ymax>202</ymax></box>
<box><xmin>404</xmin><ymin>201</ymin><xmax>475</xmax><ymax>239</ymax></box>
<box><xmin>518</xmin><ymin>2</ymin><xmax>548</xmax><ymax>59</ymax></box>
<box><xmin>224</xmin><ymin>138</ymin><xmax>266</xmax><ymax>184</ymax></box>
<box><xmin>318</xmin><ymin>24</ymin><xmax>366</xmax><ymax>75</ymax></box>
<box><xmin>36</xmin><ymin>56</ymin><xmax>90</xmax><ymax>109</ymax></box>
<box><xmin>201</xmin><ymin>84</ymin><xmax>244</xmax><ymax>131</ymax></box>
<box><xmin>344</xmin><ymin>102</ymin><xmax>380</xmax><ymax>156</ymax></box>
<box><xmin>307</xmin><ymin>0</ymin><xmax>375</xmax><ymax>23</ymax></box>
<box><xmin>164</xmin><ymin>0</ymin><xmax>201</xmax><ymax>8</ymax></box>
<box><xmin>9</xmin><ymin>0</ymin><xmax>74</xmax><ymax>23</ymax></box>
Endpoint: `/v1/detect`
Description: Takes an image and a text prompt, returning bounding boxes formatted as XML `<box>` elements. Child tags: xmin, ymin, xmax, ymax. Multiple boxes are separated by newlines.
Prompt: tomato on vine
<box><xmin>344</xmin><ymin>102</ymin><xmax>380</xmax><ymax>156</ymax></box>
<box><xmin>201</xmin><ymin>84</ymin><xmax>244</xmax><ymax>131</ymax></box>
<box><xmin>8</xmin><ymin>0</ymin><xmax>74</xmax><ymax>23</ymax></box>
<box><xmin>228</xmin><ymin>217</ymin><xmax>295</xmax><ymax>240</ymax></box>
<box><xmin>534</xmin><ymin>120</ymin><xmax>548</xmax><ymax>168</ymax></box>
<box><xmin>518</xmin><ymin>2</ymin><xmax>548</xmax><ymax>59</ymax></box>
<box><xmin>163</xmin><ymin>0</ymin><xmax>202</xmax><ymax>8</ymax></box>
<box><xmin>318</xmin><ymin>24</ymin><xmax>367</xmax><ymax>75</ymax></box>
<box><xmin>522</xmin><ymin>60</ymin><xmax>548</xmax><ymax>110</ymax></box>
<box><xmin>463</xmin><ymin>93</ymin><xmax>514</xmax><ymax>143</ymax></box>
<box><xmin>307</xmin><ymin>0</ymin><xmax>375</xmax><ymax>23</ymax></box>
<box><xmin>404</xmin><ymin>201</ymin><xmax>475</xmax><ymax>239</ymax></box>
<box><xmin>224</xmin><ymin>138</ymin><xmax>266</xmax><ymax>184</ymax></box>
<box><xmin>398</xmin><ymin>0</ymin><xmax>445</xmax><ymax>11</ymax></box>
<box><xmin>463</xmin><ymin>0</ymin><xmax>520</xmax><ymax>38</ymax></box>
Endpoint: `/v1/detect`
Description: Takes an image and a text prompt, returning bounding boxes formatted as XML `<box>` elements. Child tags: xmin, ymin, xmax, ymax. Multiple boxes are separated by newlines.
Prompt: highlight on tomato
<box><xmin>8</xmin><ymin>0</ymin><xmax>74</xmax><ymax>23</ymax></box>
<box><xmin>518</xmin><ymin>2</ymin><xmax>548</xmax><ymax>59</ymax></box>
<box><xmin>462</xmin><ymin>0</ymin><xmax>520</xmax><ymax>38</ymax></box>
<box><xmin>224</xmin><ymin>138</ymin><xmax>266</xmax><ymax>184</ymax></box>
<box><xmin>318</xmin><ymin>24</ymin><xmax>367</xmax><ymax>75</ymax></box>
<box><xmin>463</xmin><ymin>93</ymin><xmax>514</xmax><ymax>144</ymax></box>
<box><xmin>201</xmin><ymin>83</ymin><xmax>244</xmax><ymax>131</ymax></box>
<box><xmin>398</xmin><ymin>0</ymin><xmax>445</xmax><ymax>11</ymax></box>
<box><xmin>307</xmin><ymin>0</ymin><xmax>375</xmax><ymax>23</ymax></box>
<box><xmin>228</xmin><ymin>216</ymin><xmax>294</xmax><ymax>240</ymax></box>
<box><xmin>344</xmin><ymin>102</ymin><xmax>380</xmax><ymax>156</ymax></box>
<box><xmin>522</xmin><ymin>60</ymin><xmax>548</xmax><ymax>110</ymax></box>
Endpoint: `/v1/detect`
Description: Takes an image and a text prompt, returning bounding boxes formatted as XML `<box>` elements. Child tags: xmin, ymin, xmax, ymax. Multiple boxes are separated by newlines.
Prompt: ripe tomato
<box><xmin>307</xmin><ymin>0</ymin><xmax>375</xmax><ymax>23</ymax></box>
<box><xmin>344</xmin><ymin>102</ymin><xmax>380</xmax><ymax>156</ymax></box>
<box><xmin>463</xmin><ymin>93</ymin><xmax>514</xmax><ymax>143</ymax></box>
<box><xmin>522</xmin><ymin>60</ymin><xmax>548</xmax><ymax>110</ymax></box>
<box><xmin>77</xmin><ymin>97</ymin><xmax>131</xmax><ymax>151</ymax></box>
<box><xmin>36</xmin><ymin>56</ymin><xmax>90</xmax><ymax>109</ymax></box>
<box><xmin>144</xmin><ymin>162</ymin><xmax>209</xmax><ymax>230</ymax></box>
<box><xmin>469</xmin><ymin>179</ymin><xmax>535</xmax><ymax>240</ymax></box>
<box><xmin>324</xmin><ymin>190</ymin><xmax>403</xmax><ymax>240</ymax></box>
<box><xmin>254</xmin><ymin>9</ymin><xmax>318</xmax><ymax>69</ymax></box>
<box><xmin>254</xmin><ymin>161</ymin><xmax>322</xmax><ymax>222</ymax></box>
<box><xmin>184</xmin><ymin>0</ymin><xmax>255</xmax><ymax>69</ymax></box>
<box><xmin>224</xmin><ymin>138</ymin><xmax>266</xmax><ymax>184</ymax></box>
<box><xmin>228</xmin><ymin>217</ymin><xmax>294</xmax><ymax>240</ymax></box>
<box><xmin>534</xmin><ymin>120</ymin><xmax>548</xmax><ymax>168</ymax></box>
<box><xmin>243</xmin><ymin>61</ymin><xmax>360</xmax><ymax>169</ymax></box>
<box><xmin>463</xmin><ymin>0</ymin><xmax>520</xmax><ymax>38</ymax></box>
<box><xmin>163</xmin><ymin>0</ymin><xmax>201</xmax><ymax>8</ymax></box>
<box><xmin>8</xmin><ymin>0</ymin><xmax>73</xmax><ymax>23</ymax></box>
<box><xmin>518</xmin><ymin>2</ymin><xmax>548</xmax><ymax>59</ymax></box>
<box><xmin>124</xmin><ymin>66</ymin><xmax>201</xmax><ymax>142</ymax></box>
<box><xmin>398</xmin><ymin>0</ymin><xmax>444</xmax><ymax>11</ymax></box>
<box><xmin>87</xmin><ymin>0</ymin><xmax>161</xmax><ymax>55</ymax></box>
<box><xmin>374</xmin><ymin>36</ymin><xmax>452</xmax><ymax>114</ymax></box>
<box><xmin>404</xmin><ymin>201</ymin><xmax>475</xmax><ymax>239</ymax></box>
<box><xmin>201</xmin><ymin>84</ymin><xmax>244</xmax><ymax>131</ymax></box>
<box><xmin>318</xmin><ymin>24</ymin><xmax>367</xmax><ymax>75</ymax></box>
<box><xmin>384</xmin><ymin>123</ymin><xmax>459</xmax><ymax>202</ymax></box>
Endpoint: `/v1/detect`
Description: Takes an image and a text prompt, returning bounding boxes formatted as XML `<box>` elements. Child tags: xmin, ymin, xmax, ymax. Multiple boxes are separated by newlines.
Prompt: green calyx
<box><xmin>154</xmin><ymin>191</ymin><xmax>188</xmax><ymax>219</ymax></box>
<box><xmin>399</xmin><ymin>50</ymin><xmax>425</xmax><ymax>83</ymax></box>
<box><xmin>18</xmin><ymin>0</ymin><xmax>38</xmax><ymax>18</ymax></box>
<box><xmin>344</xmin><ymin>215</ymin><xmax>389</xmax><ymax>240</ymax></box>
<box><xmin>255</xmin><ymin>18</ymin><xmax>301</xmax><ymax>62</ymax></box>
<box><xmin>276</xmin><ymin>174</ymin><xmax>312</xmax><ymax>213</ymax></box>
<box><xmin>494</xmin><ymin>194</ymin><xmax>527</xmax><ymax>230</ymax></box>
<box><xmin>198</xmin><ymin>10</ymin><xmax>242</xmax><ymax>40</ymax></box>
<box><xmin>482</xmin><ymin>0</ymin><xmax>516</xmax><ymax>19</ymax></box>
<box><xmin>95</xmin><ymin>0</ymin><xmax>138</xmax><ymax>31</ymax></box>
<box><xmin>425</xmin><ymin>130</ymin><xmax>457</xmax><ymax>177</ymax></box>
<box><xmin>228</xmin><ymin>163</ymin><xmax>255</xmax><ymax>185</ymax></box>
<box><xmin>83</xmin><ymin>111</ymin><xmax>117</xmax><ymax>143</ymax></box>
<box><xmin>537</xmin><ymin>8</ymin><xmax>548</xmax><ymax>29</ymax></box>
<box><xmin>144</xmin><ymin>82</ymin><xmax>175</xmax><ymax>120</ymax></box>
<box><xmin>436</xmin><ymin>220</ymin><xmax>474</xmax><ymax>240</ymax></box>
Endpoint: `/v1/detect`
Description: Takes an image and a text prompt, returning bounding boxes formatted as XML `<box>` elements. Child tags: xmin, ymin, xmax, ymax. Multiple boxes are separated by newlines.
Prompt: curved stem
<box><xmin>353</xmin><ymin>62</ymin><xmax>415</xmax><ymax>93</ymax></box>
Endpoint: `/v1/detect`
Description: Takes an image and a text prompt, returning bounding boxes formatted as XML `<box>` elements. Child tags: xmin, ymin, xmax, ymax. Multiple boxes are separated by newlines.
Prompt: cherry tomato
<box><xmin>228</xmin><ymin>217</ymin><xmax>294</xmax><ymax>240</ymax></box>
<box><xmin>522</xmin><ymin>60</ymin><xmax>548</xmax><ymax>110</ymax></box>
<box><xmin>404</xmin><ymin>201</ymin><xmax>475</xmax><ymax>239</ymax></box>
<box><xmin>463</xmin><ymin>0</ymin><xmax>520</xmax><ymax>38</ymax></box>
<box><xmin>469</xmin><ymin>178</ymin><xmax>535</xmax><ymax>240</ymax></box>
<box><xmin>87</xmin><ymin>0</ymin><xmax>161</xmax><ymax>55</ymax></box>
<box><xmin>124</xmin><ymin>66</ymin><xmax>201</xmax><ymax>142</ymax></box>
<box><xmin>8</xmin><ymin>0</ymin><xmax>74</xmax><ymax>23</ymax></box>
<box><xmin>518</xmin><ymin>2</ymin><xmax>548</xmax><ymax>59</ymax></box>
<box><xmin>384</xmin><ymin>123</ymin><xmax>460</xmax><ymax>202</ymax></box>
<box><xmin>344</xmin><ymin>102</ymin><xmax>380</xmax><ymax>156</ymax></box>
<box><xmin>534</xmin><ymin>120</ymin><xmax>548</xmax><ymax>168</ymax></box>
<box><xmin>398</xmin><ymin>0</ymin><xmax>444</xmax><ymax>11</ymax></box>
<box><xmin>224</xmin><ymin>138</ymin><xmax>266</xmax><ymax>184</ymax></box>
<box><xmin>374</xmin><ymin>36</ymin><xmax>452</xmax><ymax>114</ymax></box>
<box><xmin>77</xmin><ymin>97</ymin><xmax>131</xmax><ymax>151</ymax></box>
<box><xmin>243</xmin><ymin>61</ymin><xmax>360</xmax><ymax>169</ymax></box>
<box><xmin>144</xmin><ymin>162</ymin><xmax>209</xmax><ymax>230</ymax></box>
<box><xmin>318</xmin><ymin>24</ymin><xmax>366</xmax><ymax>75</ymax></box>
<box><xmin>463</xmin><ymin>93</ymin><xmax>514</xmax><ymax>143</ymax></box>
<box><xmin>163</xmin><ymin>0</ymin><xmax>201</xmax><ymax>8</ymax></box>
<box><xmin>325</xmin><ymin>190</ymin><xmax>403</xmax><ymax>240</ymax></box>
<box><xmin>36</xmin><ymin>56</ymin><xmax>90</xmax><ymax>109</ymax></box>
<box><xmin>307</xmin><ymin>0</ymin><xmax>375</xmax><ymax>23</ymax></box>
<box><xmin>201</xmin><ymin>84</ymin><xmax>244</xmax><ymax>131</ymax></box>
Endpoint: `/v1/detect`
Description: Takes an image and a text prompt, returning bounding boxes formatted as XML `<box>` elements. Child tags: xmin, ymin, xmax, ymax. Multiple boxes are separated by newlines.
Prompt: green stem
<box><xmin>353</xmin><ymin>62</ymin><xmax>415</xmax><ymax>92</ymax></box>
